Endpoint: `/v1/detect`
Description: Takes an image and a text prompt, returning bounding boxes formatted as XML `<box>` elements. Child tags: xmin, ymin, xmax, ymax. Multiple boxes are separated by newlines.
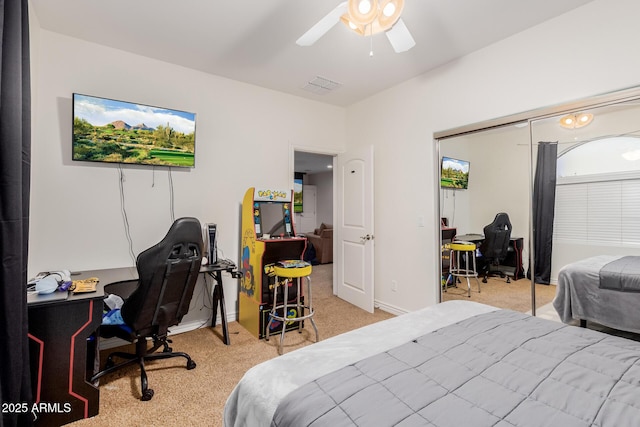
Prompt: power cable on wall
<box><xmin>442</xmin><ymin>189</ymin><xmax>456</xmax><ymax>227</ymax></box>
<box><xmin>168</xmin><ymin>167</ymin><xmax>175</xmax><ymax>223</ymax></box>
<box><xmin>118</xmin><ymin>165</ymin><xmax>137</xmax><ymax>265</ymax></box>
<box><xmin>118</xmin><ymin>165</ymin><xmax>177</xmax><ymax>265</ymax></box>
<box><xmin>452</xmin><ymin>189</ymin><xmax>456</xmax><ymax>227</ymax></box>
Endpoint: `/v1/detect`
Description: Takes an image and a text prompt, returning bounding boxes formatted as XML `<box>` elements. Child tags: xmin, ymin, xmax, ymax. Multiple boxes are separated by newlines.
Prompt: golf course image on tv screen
<box><xmin>73</xmin><ymin>93</ymin><xmax>196</xmax><ymax>168</ymax></box>
<box><xmin>441</xmin><ymin>156</ymin><xmax>470</xmax><ymax>189</ymax></box>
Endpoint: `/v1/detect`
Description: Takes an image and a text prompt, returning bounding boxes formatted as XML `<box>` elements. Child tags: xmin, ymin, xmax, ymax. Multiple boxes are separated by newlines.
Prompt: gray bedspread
<box><xmin>554</xmin><ymin>255</ymin><xmax>640</xmax><ymax>334</ymax></box>
<box><xmin>271</xmin><ymin>309</ymin><xmax>640</xmax><ymax>427</ymax></box>
<box><xmin>599</xmin><ymin>256</ymin><xmax>640</xmax><ymax>292</ymax></box>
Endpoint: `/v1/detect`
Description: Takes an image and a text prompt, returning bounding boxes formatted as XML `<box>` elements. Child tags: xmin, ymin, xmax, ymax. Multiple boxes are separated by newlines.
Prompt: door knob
<box><xmin>360</xmin><ymin>234</ymin><xmax>374</xmax><ymax>243</ymax></box>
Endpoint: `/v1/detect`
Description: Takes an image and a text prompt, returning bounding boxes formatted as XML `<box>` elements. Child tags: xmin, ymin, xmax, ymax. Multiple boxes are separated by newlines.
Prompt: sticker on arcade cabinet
<box><xmin>255</xmin><ymin>189</ymin><xmax>291</xmax><ymax>202</ymax></box>
<box><xmin>241</xmin><ymin>229</ymin><xmax>257</xmax><ymax>297</ymax></box>
<box><xmin>259</xmin><ymin>302</ymin><xmax>304</xmax><ymax>339</ymax></box>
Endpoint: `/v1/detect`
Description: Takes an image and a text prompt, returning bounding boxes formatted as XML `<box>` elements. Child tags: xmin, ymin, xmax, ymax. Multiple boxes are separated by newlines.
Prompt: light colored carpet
<box><xmin>441</xmin><ymin>275</ymin><xmax>557</xmax><ymax>314</ymax></box>
<box><xmin>535</xmin><ymin>300</ymin><xmax>640</xmax><ymax>342</ymax></box>
<box><xmin>71</xmin><ymin>268</ymin><xmax>602</xmax><ymax>427</ymax></box>
<box><xmin>70</xmin><ymin>264</ymin><xmax>393</xmax><ymax>427</ymax></box>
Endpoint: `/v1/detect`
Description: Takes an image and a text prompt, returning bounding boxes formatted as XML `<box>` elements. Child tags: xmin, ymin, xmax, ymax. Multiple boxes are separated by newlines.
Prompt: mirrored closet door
<box><xmin>530</xmin><ymin>99</ymin><xmax>640</xmax><ymax>311</ymax></box>
<box><xmin>437</xmin><ymin>123</ymin><xmax>536</xmax><ymax>314</ymax></box>
<box><xmin>437</xmin><ymin>87</ymin><xmax>640</xmax><ymax>317</ymax></box>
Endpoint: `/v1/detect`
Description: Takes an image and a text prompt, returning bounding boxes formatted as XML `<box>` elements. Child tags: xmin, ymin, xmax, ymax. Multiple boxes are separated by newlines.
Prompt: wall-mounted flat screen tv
<box><xmin>293</xmin><ymin>176</ymin><xmax>303</xmax><ymax>213</ymax></box>
<box><xmin>72</xmin><ymin>93</ymin><xmax>196</xmax><ymax>168</ymax></box>
<box><xmin>441</xmin><ymin>156</ymin><xmax>470</xmax><ymax>189</ymax></box>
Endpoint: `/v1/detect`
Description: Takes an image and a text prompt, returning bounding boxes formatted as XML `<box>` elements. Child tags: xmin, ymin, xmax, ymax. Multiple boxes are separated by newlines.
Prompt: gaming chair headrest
<box><xmin>490</xmin><ymin>213</ymin><xmax>512</xmax><ymax>231</ymax></box>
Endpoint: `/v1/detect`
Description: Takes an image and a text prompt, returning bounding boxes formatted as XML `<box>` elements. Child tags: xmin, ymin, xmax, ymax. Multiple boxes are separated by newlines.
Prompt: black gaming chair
<box><xmin>92</xmin><ymin>217</ymin><xmax>203</xmax><ymax>401</ymax></box>
<box><xmin>478</xmin><ymin>213</ymin><xmax>512</xmax><ymax>283</ymax></box>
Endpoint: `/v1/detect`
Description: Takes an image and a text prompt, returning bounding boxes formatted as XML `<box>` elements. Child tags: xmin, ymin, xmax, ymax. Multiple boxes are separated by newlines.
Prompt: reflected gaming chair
<box><xmin>479</xmin><ymin>213</ymin><xmax>512</xmax><ymax>283</ymax></box>
<box><xmin>92</xmin><ymin>217</ymin><xmax>203</xmax><ymax>401</ymax></box>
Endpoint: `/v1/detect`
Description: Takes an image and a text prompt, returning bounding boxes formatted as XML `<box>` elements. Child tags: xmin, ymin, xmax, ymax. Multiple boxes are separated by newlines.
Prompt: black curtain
<box><xmin>0</xmin><ymin>1</ymin><xmax>33</xmax><ymax>426</ymax></box>
<box><xmin>530</xmin><ymin>142</ymin><xmax>558</xmax><ymax>285</ymax></box>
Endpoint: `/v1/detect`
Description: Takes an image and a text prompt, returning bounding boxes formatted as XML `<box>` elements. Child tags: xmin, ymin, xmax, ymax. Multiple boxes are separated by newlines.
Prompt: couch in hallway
<box><xmin>306</xmin><ymin>223</ymin><xmax>333</xmax><ymax>264</ymax></box>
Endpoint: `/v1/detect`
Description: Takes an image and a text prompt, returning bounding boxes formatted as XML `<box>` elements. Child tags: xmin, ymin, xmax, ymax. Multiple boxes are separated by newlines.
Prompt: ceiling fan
<box><xmin>296</xmin><ymin>0</ymin><xmax>416</xmax><ymax>54</ymax></box>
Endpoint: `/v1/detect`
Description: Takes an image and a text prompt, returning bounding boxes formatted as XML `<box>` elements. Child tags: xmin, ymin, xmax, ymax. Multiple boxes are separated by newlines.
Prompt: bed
<box><xmin>554</xmin><ymin>255</ymin><xmax>640</xmax><ymax>335</ymax></box>
<box><xmin>224</xmin><ymin>300</ymin><xmax>640</xmax><ymax>427</ymax></box>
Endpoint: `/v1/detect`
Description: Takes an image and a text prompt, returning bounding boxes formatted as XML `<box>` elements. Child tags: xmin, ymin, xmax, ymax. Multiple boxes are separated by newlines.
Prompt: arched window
<box><xmin>557</xmin><ymin>136</ymin><xmax>640</xmax><ymax>181</ymax></box>
<box><xmin>554</xmin><ymin>136</ymin><xmax>640</xmax><ymax>246</ymax></box>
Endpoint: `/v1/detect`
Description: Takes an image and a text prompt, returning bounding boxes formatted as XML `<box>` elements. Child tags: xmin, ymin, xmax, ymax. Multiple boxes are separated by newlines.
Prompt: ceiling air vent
<box><xmin>302</xmin><ymin>76</ymin><xmax>342</xmax><ymax>95</ymax></box>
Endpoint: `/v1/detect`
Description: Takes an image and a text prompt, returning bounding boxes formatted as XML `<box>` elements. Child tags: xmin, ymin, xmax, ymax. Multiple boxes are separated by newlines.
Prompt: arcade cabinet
<box><xmin>239</xmin><ymin>187</ymin><xmax>307</xmax><ymax>338</ymax></box>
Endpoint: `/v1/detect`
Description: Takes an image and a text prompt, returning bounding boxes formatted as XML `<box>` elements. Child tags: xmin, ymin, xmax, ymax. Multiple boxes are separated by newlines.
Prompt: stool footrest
<box><xmin>268</xmin><ymin>305</ymin><xmax>315</xmax><ymax>322</ymax></box>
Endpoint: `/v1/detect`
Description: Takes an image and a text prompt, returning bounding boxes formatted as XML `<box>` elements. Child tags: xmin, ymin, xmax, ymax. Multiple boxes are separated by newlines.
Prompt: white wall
<box><xmin>29</xmin><ymin>31</ymin><xmax>346</xmax><ymax>328</ymax></box>
<box><xmin>346</xmin><ymin>0</ymin><xmax>640</xmax><ymax>313</ymax></box>
<box><xmin>29</xmin><ymin>0</ymin><xmax>640</xmax><ymax>323</ymax></box>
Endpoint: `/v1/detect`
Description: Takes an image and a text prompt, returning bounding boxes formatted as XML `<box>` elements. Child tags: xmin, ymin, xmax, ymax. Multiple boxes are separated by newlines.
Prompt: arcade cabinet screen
<box><xmin>258</xmin><ymin>202</ymin><xmax>286</xmax><ymax>237</ymax></box>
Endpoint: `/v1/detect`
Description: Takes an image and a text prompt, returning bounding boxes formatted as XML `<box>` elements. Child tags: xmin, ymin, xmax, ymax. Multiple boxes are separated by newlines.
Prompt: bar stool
<box><xmin>265</xmin><ymin>261</ymin><xmax>319</xmax><ymax>354</ymax></box>
<box><xmin>447</xmin><ymin>241</ymin><xmax>481</xmax><ymax>297</ymax></box>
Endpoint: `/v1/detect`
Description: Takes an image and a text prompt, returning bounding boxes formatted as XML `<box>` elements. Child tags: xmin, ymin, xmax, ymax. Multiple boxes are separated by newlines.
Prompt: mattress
<box><xmin>554</xmin><ymin>255</ymin><xmax>640</xmax><ymax>334</ymax></box>
<box><xmin>223</xmin><ymin>300</ymin><xmax>498</xmax><ymax>427</ymax></box>
<box><xmin>272</xmin><ymin>309</ymin><xmax>640</xmax><ymax>426</ymax></box>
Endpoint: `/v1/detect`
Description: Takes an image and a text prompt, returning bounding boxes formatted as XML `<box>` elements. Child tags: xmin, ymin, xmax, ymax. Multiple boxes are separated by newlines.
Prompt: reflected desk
<box><xmin>453</xmin><ymin>234</ymin><xmax>525</xmax><ymax>281</ymax></box>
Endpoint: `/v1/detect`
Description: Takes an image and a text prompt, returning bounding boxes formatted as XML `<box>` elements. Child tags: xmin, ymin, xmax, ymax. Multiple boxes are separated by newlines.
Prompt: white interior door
<box><xmin>337</xmin><ymin>145</ymin><xmax>374</xmax><ymax>312</ymax></box>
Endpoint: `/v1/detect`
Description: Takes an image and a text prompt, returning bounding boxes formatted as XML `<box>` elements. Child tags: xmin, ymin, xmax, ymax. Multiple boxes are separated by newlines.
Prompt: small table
<box><xmin>200</xmin><ymin>260</ymin><xmax>241</xmax><ymax>345</ymax></box>
<box><xmin>454</xmin><ymin>233</ymin><xmax>484</xmax><ymax>243</ymax></box>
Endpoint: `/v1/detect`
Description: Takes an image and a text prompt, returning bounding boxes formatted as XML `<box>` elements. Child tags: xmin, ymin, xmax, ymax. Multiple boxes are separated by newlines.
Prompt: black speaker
<box><xmin>207</xmin><ymin>223</ymin><xmax>217</xmax><ymax>264</ymax></box>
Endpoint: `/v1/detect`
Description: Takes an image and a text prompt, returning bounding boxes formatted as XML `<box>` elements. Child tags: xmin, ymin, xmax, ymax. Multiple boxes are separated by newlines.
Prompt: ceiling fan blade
<box><xmin>296</xmin><ymin>2</ymin><xmax>348</xmax><ymax>47</ymax></box>
<box><xmin>385</xmin><ymin>18</ymin><xmax>416</xmax><ymax>53</ymax></box>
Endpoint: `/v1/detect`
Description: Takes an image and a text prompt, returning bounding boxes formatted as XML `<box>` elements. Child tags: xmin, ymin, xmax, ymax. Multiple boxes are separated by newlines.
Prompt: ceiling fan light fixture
<box><xmin>378</xmin><ymin>0</ymin><xmax>404</xmax><ymax>31</ymax></box>
<box><xmin>358</xmin><ymin>0</ymin><xmax>372</xmax><ymax>14</ymax></box>
<box><xmin>382</xmin><ymin>2</ymin><xmax>395</xmax><ymax>16</ymax></box>
<box><xmin>339</xmin><ymin>15</ymin><xmax>367</xmax><ymax>35</ymax></box>
<box><xmin>347</xmin><ymin>0</ymin><xmax>378</xmax><ymax>26</ymax></box>
<box><xmin>298</xmin><ymin>0</ymin><xmax>415</xmax><ymax>53</ymax></box>
<box><xmin>577</xmin><ymin>113</ymin><xmax>593</xmax><ymax>126</ymax></box>
<box><xmin>559</xmin><ymin>112</ymin><xmax>594</xmax><ymax>129</ymax></box>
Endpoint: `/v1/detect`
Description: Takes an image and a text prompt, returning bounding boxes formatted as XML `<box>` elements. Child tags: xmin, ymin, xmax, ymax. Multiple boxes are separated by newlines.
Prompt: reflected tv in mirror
<box><xmin>293</xmin><ymin>177</ymin><xmax>303</xmax><ymax>213</ymax></box>
<box><xmin>441</xmin><ymin>156</ymin><xmax>470</xmax><ymax>189</ymax></box>
<box><xmin>72</xmin><ymin>93</ymin><xmax>196</xmax><ymax>167</ymax></box>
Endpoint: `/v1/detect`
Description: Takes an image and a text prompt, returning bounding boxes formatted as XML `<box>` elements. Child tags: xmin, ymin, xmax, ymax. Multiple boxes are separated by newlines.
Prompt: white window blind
<box><xmin>554</xmin><ymin>179</ymin><xmax>640</xmax><ymax>246</ymax></box>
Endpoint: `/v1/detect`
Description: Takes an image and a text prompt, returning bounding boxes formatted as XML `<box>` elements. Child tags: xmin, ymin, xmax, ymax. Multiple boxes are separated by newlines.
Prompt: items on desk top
<box><xmin>28</xmin><ymin>269</ymin><xmax>71</xmax><ymax>283</ymax></box>
<box><xmin>27</xmin><ymin>270</ymin><xmax>73</xmax><ymax>294</ymax></box>
<box><xmin>32</xmin><ymin>276</ymin><xmax>60</xmax><ymax>294</ymax></box>
<box><xmin>70</xmin><ymin>277</ymin><xmax>99</xmax><ymax>293</ymax></box>
<box><xmin>276</xmin><ymin>260</ymin><xmax>311</xmax><ymax>269</ymax></box>
<box><xmin>264</xmin><ymin>260</ymin><xmax>309</xmax><ymax>275</ymax></box>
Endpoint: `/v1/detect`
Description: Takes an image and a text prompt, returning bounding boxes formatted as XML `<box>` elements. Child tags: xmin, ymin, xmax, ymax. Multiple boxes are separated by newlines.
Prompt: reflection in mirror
<box><xmin>531</xmin><ymin>99</ymin><xmax>640</xmax><ymax>331</ymax></box>
<box><xmin>438</xmin><ymin>123</ymin><xmax>547</xmax><ymax>314</ymax></box>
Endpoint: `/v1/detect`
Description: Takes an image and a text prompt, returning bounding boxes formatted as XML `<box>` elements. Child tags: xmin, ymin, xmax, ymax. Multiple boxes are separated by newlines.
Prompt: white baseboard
<box><xmin>374</xmin><ymin>300</ymin><xmax>409</xmax><ymax>316</ymax></box>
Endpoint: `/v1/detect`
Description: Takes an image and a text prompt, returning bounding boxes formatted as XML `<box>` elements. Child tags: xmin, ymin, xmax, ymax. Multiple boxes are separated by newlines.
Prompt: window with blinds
<box><xmin>554</xmin><ymin>180</ymin><xmax>640</xmax><ymax>246</ymax></box>
<box><xmin>553</xmin><ymin>136</ymin><xmax>640</xmax><ymax>247</ymax></box>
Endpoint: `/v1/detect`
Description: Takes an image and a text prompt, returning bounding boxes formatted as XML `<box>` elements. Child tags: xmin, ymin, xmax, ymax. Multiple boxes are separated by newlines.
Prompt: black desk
<box><xmin>200</xmin><ymin>260</ymin><xmax>241</xmax><ymax>346</ymax></box>
<box><xmin>85</xmin><ymin>263</ymin><xmax>239</xmax><ymax>345</ymax></box>
<box><xmin>26</xmin><ymin>262</ymin><xmax>239</xmax><ymax>425</ymax></box>
<box><xmin>27</xmin><ymin>269</ymin><xmax>112</xmax><ymax>426</ymax></box>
